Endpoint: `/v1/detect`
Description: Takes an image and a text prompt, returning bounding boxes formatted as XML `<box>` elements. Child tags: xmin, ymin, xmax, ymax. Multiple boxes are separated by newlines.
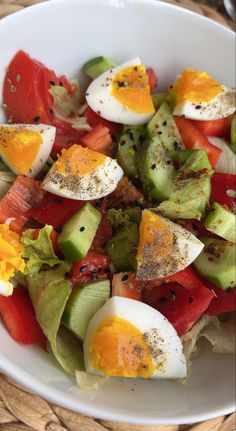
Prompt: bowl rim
<box><xmin>0</xmin><ymin>0</ymin><xmax>235</xmax><ymax>425</ymax></box>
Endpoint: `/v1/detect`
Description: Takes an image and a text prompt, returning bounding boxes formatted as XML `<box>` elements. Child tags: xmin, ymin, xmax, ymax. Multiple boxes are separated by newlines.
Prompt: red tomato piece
<box><xmin>146</xmin><ymin>68</ymin><xmax>158</xmax><ymax>93</ymax></box>
<box><xmin>142</xmin><ymin>266</ymin><xmax>214</xmax><ymax>335</ymax></box>
<box><xmin>174</xmin><ymin>117</ymin><xmax>222</xmax><ymax>167</ymax></box>
<box><xmin>210</xmin><ymin>172</ymin><xmax>236</xmax><ymax>211</ymax></box>
<box><xmin>193</xmin><ymin>115</ymin><xmax>233</xmax><ymax>138</ymax></box>
<box><xmin>0</xmin><ymin>176</ymin><xmax>45</xmax><ymax>234</ymax></box>
<box><xmin>0</xmin><ymin>285</ymin><xmax>47</xmax><ymax>349</ymax></box>
<box><xmin>3</xmin><ymin>50</ymin><xmax>54</xmax><ymax>124</ymax></box>
<box><xmin>177</xmin><ymin>219</ymin><xmax>218</xmax><ymax>239</ymax></box>
<box><xmin>109</xmin><ymin>177</ymin><xmax>144</xmax><ymax>207</ymax></box>
<box><xmin>28</xmin><ymin>192</ymin><xmax>84</xmax><ymax>229</ymax></box>
<box><xmin>205</xmin><ymin>282</ymin><xmax>236</xmax><ymax>316</ymax></box>
<box><xmin>112</xmin><ymin>272</ymin><xmax>142</xmax><ymax>301</ymax></box>
<box><xmin>70</xmin><ymin>250</ymin><xmax>111</xmax><ymax>286</ymax></box>
<box><xmin>93</xmin><ymin>216</ymin><xmax>113</xmax><ymax>248</ymax></box>
<box><xmin>51</xmin><ymin>118</ymin><xmax>86</xmax><ymax>156</ymax></box>
<box><xmin>83</xmin><ymin>107</ymin><xmax>118</xmax><ymax>133</ymax></box>
<box><xmin>80</xmin><ymin>125</ymin><xmax>113</xmax><ymax>155</ymax></box>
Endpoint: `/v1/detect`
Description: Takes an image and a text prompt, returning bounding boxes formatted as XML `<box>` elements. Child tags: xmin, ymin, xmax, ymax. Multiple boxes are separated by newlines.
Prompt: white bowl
<box><xmin>0</xmin><ymin>0</ymin><xmax>235</xmax><ymax>425</ymax></box>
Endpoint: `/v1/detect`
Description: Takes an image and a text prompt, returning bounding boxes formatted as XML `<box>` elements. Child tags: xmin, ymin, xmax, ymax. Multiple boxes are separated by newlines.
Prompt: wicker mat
<box><xmin>0</xmin><ymin>0</ymin><xmax>235</xmax><ymax>430</ymax></box>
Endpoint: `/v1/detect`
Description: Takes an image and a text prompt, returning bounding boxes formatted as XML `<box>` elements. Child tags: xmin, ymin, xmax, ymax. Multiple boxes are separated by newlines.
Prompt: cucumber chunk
<box><xmin>83</xmin><ymin>56</ymin><xmax>116</xmax><ymax>79</ymax></box>
<box><xmin>116</xmin><ymin>127</ymin><xmax>144</xmax><ymax>183</ymax></box>
<box><xmin>106</xmin><ymin>223</ymin><xmax>139</xmax><ymax>271</ymax></box>
<box><xmin>58</xmin><ymin>203</ymin><xmax>101</xmax><ymax>263</ymax></box>
<box><xmin>63</xmin><ymin>280</ymin><xmax>110</xmax><ymax>341</ymax></box>
<box><xmin>193</xmin><ymin>237</ymin><xmax>236</xmax><ymax>290</ymax></box>
<box><xmin>204</xmin><ymin>203</ymin><xmax>236</xmax><ymax>243</ymax></box>
<box><xmin>230</xmin><ymin>114</ymin><xmax>236</xmax><ymax>154</ymax></box>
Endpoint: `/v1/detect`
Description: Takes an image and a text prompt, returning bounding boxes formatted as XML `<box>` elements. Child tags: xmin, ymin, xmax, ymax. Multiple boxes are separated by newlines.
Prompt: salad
<box><xmin>0</xmin><ymin>51</ymin><xmax>235</xmax><ymax>387</ymax></box>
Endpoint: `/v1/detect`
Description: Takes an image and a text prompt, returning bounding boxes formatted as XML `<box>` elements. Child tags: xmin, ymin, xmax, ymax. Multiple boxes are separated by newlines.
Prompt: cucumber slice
<box><xmin>204</xmin><ymin>203</ymin><xmax>236</xmax><ymax>243</ymax></box>
<box><xmin>230</xmin><ymin>114</ymin><xmax>236</xmax><ymax>154</ymax></box>
<box><xmin>138</xmin><ymin>135</ymin><xmax>176</xmax><ymax>201</ymax></box>
<box><xmin>193</xmin><ymin>237</ymin><xmax>236</xmax><ymax>290</ymax></box>
<box><xmin>147</xmin><ymin>102</ymin><xmax>183</xmax><ymax>152</ymax></box>
<box><xmin>168</xmin><ymin>149</ymin><xmax>197</xmax><ymax>166</ymax></box>
<box><xmin>106</xmin><ymin>223</ymin><xmax>139</xmax><ymax>271</ymax></box>
<box><xmin>152</xmin><ymin>92</ymin><xmax>167</xmax><ymax>110</ymax></box>
<box><xmin>58</xmin><ymin>203</ymin><xmax>101</xmax><ymax>263</ymax></box>
<box><xmin>116</xmin><ymin>127</ymin><xmax>144</xmax><ymax>183</ymax></box>
<box><xmin>83</xmin><ymin>56</ymin><xmax>116</xmax><ymax>79</ymax></box>
<box><xmin>63</xmin><ymin>280</ymin><xmax>110</xmax><ymax>341</ymax></box>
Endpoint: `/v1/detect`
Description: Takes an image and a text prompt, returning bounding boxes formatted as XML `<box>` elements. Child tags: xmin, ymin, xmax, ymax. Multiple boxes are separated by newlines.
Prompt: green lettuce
<box><xmin>22</xmin><ymin>225</ymin><xmax>61</xmax><ymax>275</ymax></box>
<box><xmin>75</xmin><ymin>371</ymin><xmax>108</xmax><ymax>391</ymax></box>
<box><xmin>27</xmin><ymin>264</ymin><xmax>84</xmax><ymax>375</ymax></box>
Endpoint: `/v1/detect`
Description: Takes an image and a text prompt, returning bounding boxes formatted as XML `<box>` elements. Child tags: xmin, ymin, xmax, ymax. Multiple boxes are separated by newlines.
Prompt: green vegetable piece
<box><xmin>147</xmin><ymin>102</ymin><xmax>183</xmax><ymax>152</ymax></box>
<box><xmin>106</xmin><ymin>223</ymin><xmax>139</xmax><ymax>271</ymax></box>
<box><xmin>152</xmin><ymin>92</ymin><xmax>167</xmax><ymax>110</ymax></box>
<box><xmin>58</xmin><ymin>203</ymin><xmax>101</xmax><ymax>263</ymax></box>
<box><xmin>63</xmin><ymin>279</ymin><xmax>110</xmax><ymax>341</ymax></box>
<box><xmin>116</xmin><ymin>126</ymin><xmax>144</xmax><ymax>183</ymax></box>
<box><xmin>83</xmin><ymin>56</ymin><xmax>116</xmax><ymax>79</ymax></box>
<box><xmin>204</xmin><ymin>203</ymin><xmax>236</xmax><ymax>243</ymax></box>
<box><xmin>230</xmin><ymin>114</ymin><xmax>236</xmax><ymax>154</ymax></box>
<box><xmin>157</xmin><ymin>150</ymin><xmax>213</xmax><ymax>220</ymax></box>
<box><xmin>107</xmin><ymin>207</ymin><xmax>142</xmax><ymax>229</ymax></box>
<box><xmin>167</xmin><ymin>149</ymin><xmax>197</xmax><ymax>166</ymax></box>
<box><xmin>166</xmin><ymin>86</ymin><xmax>177</xmax><ymax>111</ymax></box>
<box><xmin>138</xmin><ymin>134</ymin><xmax>176</xmax><ymax>201</ymax></box>
<box><xmin>193</xmin><ymin>238</ymin><xmax>236</xmax><ymax>290</ymax></box>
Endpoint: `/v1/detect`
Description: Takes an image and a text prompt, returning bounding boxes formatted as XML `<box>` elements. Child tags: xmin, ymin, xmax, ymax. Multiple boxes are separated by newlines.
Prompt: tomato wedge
<box><xmin>174</xmin><ymin>117</ymin><xmax>222</xmax><ymax>167</ymax></box>
<box><xmin>93</xmin><ymin>215</ymin><xmax>113</xmax><ymax>248</ymax></box>
<box><xmin>193</xmin><ymin>116</ymin><xmax>233</xmax><ymax>138</ymax></box>
<box><xmin>109</xmin><ymin>177</ymin><xmax>144</xmax><ymax>207</ymax></box>
<box><xmin>0</xmin><ymin>176</ymin><xmax>45</xmax><ymax>234</ymax></box>
<box><xmin>146</xmin><ymin>68</ymin><xmax>158</xmax><ymax>93</ymax></box>
<box><xmin>0</xmin><ymin>285</ymin><xmax>47</xmax><ymax>349</ymax></box>
<box><xmin>70</xmin><ymin>250</ymin><xmax>111</xmax><ymax>286</ymax></box>
<box><xmin>83</xmin><ymin>107</ymin><xmax>118</xmax><ymax>133</ymax></box>
<box><xmin>210</xmin><ymin>172</ymin><xmax>236</xmax><ymax>211</ymax></box>
<box><xmin>80</xmin><ymin>125</ymin><xmax>113</xmax><ymax>155</ymax></box>
<box><xmin>112</xmin><ymin>272</ymin><xmax>141</xmax><ymax>301</ymax></box>
<box><xmin>205</xmin><ymin>282</ymin><xmax>236</xmax><ymax>316</ymax></box>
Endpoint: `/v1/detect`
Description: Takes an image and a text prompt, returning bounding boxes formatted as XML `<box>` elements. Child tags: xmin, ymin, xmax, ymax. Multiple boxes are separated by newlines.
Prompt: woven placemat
<box><xmin>0</xmin><ymin>0</ymin><xmax>235</xmax><ymax>430</ymax></box>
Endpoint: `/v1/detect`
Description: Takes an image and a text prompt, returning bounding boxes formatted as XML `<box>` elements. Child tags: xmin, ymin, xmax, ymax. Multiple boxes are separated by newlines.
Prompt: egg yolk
<box><xmin>0</xmin><ymin>224</ymin><xmax>25</xmax><ymax>284</ymax></box>
<box><xmin>137</xmin><ymin>210</ymin><xmax>173</xmax><ymax>265</ymax></box>
<box><xmin>174</xmin><ymin>69</ymin><xmax>222</xmax><ymax>103</ymax></box>
<box><xmin>0</xmin><ymin>127</ymin><xmax>43</xmax><ymax>174</ymax></box>
<box><xmin>54</xmin><ymin>144</ymin><xmax>106</xmax><ymax>176</ymax></box>
<box><xmin>89</xmin><ymin>316</ymin><xmax>156</xmax><ymax>378</ymax></box>
<box><xmin>111</xmin><ymin>65</ymin><xmax>155</xmax><ymax>114</ymax></box>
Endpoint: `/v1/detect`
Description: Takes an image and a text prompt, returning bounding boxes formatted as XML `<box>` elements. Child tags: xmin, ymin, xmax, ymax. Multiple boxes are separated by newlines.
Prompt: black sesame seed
<box><xmin>91</xmin><ymin>268</ymin><xmax>98</xmax><ymax>274</ymax></box>
<box><xmin>167</xmin><ymin>160</ymin><xmax>172</xmax><ymax>165</ymax></box>
<box><xmin>50</xmin><ymin>109</ymin><xmax>54</xmax><ymax>115</ymax></box>
<box><xmin>33</xmin><ymin>116</ymin><xmax>40</xmax><ymax>123</ymax></box>
<box><xmin>169</xmin><ymin>85</ymin><xmax>173</xmax><ymax>89</ymax></box>
<box><xmin>120</xmin><ymin>140</ymin><xmax>126</xmax><ymax>146</ymax></box>
<box><xmin>128</xmin><ymin>131</ymin><xmax>134</xmax><ymax>141</ymax></box>
<box><xmin>189</xmin><ymin>296</ymin><xmax>194</xmax><ymax>303</ymax></box>
<box><xmin>195</xmin><ymin>105</ymin><xmax>201</xmax><ymax>110</ymax></box>
<box><xmin>151</xmin><ymin>163</ymin><xmax>156</xmax><ymax>170</ymax></box>
<box><xmin>158</xmin><ymin>131</ymin><xmax>163</xmax><ymax>135</ymax></box>
<box><xmin>162</xmin><ymin>121</ymin><xmax>167</xmax><ymax>127</ymax></box>
<box><xmin>91</xmin><ymin>275</ymin><xmax>98</xmax><ymax>280</ymax></box>
<box><xmin>59</xmin><ymin>81</ymin><xmax>64</xmax><ymax>87</ymax></box>
<box><xmin>80</xmin><ymin>227</ymin><xmax>85</xmax><ymax>232</ymax></box>
<box><xmin>105</xmin><ymin>267</ymin><xmax>111</xmax><ymax>274</ymax></box>
<box><xmin>49</xmin><ymin>81</ymin><xmax>56</xmax><ymax>86</ymax></box>
<box><xmin>54</xmin><ymin>197</ymin><xmax>63</xmax><ymax>204</ymax></box>
<box><xmin>132</xmin><ymin>144</ymin><xmax>137</xmax><ymax>152</ymax></box>
<box><xmin>159</xmin><ymin>296</ymin><xmax>167</xmax><ymax>303</ymax></box>
<box><xmin>122</xmin><ymin>274</ymin><xmax>129</xmax><ymax>282</ymax></box>
<box><xmin>80</xmin><ymin>265</ymin><xmax>87</xmax><ymax>272</ymax></box>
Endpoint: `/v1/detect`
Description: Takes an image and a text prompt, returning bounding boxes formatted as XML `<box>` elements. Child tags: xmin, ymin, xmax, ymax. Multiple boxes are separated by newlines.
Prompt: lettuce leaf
<box><xmin>201</xmin><ymin>313</ymin><xmax>236</xmax><ymax>354</ymax></box>
<box><xmin>75</xmin><ymin>370</ymin><xmax>108</xmax><ymax>391</ymax></box>
<box><xmin>27</xmin><ymin>264</ymin><xmax>84</xmax><ymax>375</ymax></box>
<box><xmin>22</xmin><ymin>225</ymin><xmax>61</xmax><ymax>275</ymax></box>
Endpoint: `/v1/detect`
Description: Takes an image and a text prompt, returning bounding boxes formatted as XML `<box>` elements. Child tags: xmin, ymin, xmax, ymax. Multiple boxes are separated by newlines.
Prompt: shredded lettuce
<box><xmin>201</xmin><ymin>313</ymin><xmax>236</xmax><ymax>354</ymax></box>
<box><xmin>27</xmin><ymin>264</ymin><xmax>84</xmax><ymax>375</ymax></box>
<box><xmin>22</xmin><ymin>225</ymin><xmax>61</xmax><ymax>274</ymax></box>
<box><xmin>49</xmin><ymin>79</ymin><xmax>91</xmax><ymax>132</ymax></box>
<box><xmin>75</xmin><ymin>370</ymin><xmax>108</xmax><ymax>391</ymax></box>
<box><xmin>209</xmin><ymin>137</ymin><xmax>236</xmax><ymax>175</ymax></box>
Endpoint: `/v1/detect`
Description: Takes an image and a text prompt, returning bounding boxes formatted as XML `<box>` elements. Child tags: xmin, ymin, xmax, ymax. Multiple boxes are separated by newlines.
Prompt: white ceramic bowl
<box><xmin>0</xmin><ymin>0</ymin><xmax>235</xmax><ymax>425</ymax></box>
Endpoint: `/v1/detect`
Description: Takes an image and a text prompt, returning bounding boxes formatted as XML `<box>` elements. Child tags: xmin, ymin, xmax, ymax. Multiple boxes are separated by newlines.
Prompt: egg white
<box><xmin>137</xmin><ymin>212</ymin><xmax>204</xmax><ymax>280</ymax></box>
<box><xmin>86</xmin><ymin>58</ymin><xmax>154</xmax><ymax>126</ymax></box>
<box><xmin>0</xmin><ymin>280</ymin><xmax>13</xmax><ymax>296</ymax></box>
<box><xmin>42</xmin><ymin>154</ymin><xmax>123</xmax><ymax>200</ymax></box>
<box><xmin>173</xmin><ymin>86</ymin><xmax>236</xmax><ymax>121</ymax></box>
<box><xmin>84</xmin><ymin>296</ymin><xmax>187</xmax><ymax>379</ymax></box>
<box><xmin>0</xmin><ymin>124</ymin><xmax>56</xmax><ymax>177</ymax></box>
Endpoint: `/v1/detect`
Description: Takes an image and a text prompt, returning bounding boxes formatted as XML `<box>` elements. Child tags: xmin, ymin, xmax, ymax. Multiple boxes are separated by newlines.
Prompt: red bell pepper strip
<box><xmin>0</xmin><ymin>285</ymin><xmax>47</xmax><ymax>349</ymax></box>
<box><xmin>70</xmin><ymin>250</ymin><xmax>111</xmax><ymax>286</ymax></box>
<box><xmin>192</xmin><ymin>115</ymin><xmax>233</xmax><ymax>138</ymax></box>
<box><xmin>112</xmin><ymin>272</ymin><xmax>142</xmax><ymax>301</ymax></box>
<box><xmin>146</xmin><ymin>68</ymin><xmax>158</xmax><ymax>93</ymax></box>
<box><xmin>92</xmin><ymin>215</ymin><xmax>113</xmax><ymax>248</ymax></box>
<box><xmin>83</xmin><ymin>107</ymin><xmax>118</xmax><ymax>133</ymax></box>
<box><xmin>174</xmin><ymin>117</ymin><xmax>222</xmax><ymax>167</ymax></box>
<box><xmin>210</xmin><ymin>172</ymin><xmax>236</xmax><ymax>211</ymax></box>
<box><xmin>80</xmin><ymin>125</ymin><xmax>113</xmax><ymax>155</ymax></box>
<box><xmin>203</xmin><ymin>280</ymin><xmax>236</xmax><ymax>315</ymax></box>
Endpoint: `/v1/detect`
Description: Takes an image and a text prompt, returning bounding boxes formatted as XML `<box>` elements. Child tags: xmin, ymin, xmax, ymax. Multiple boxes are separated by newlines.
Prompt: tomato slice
<box><xmin>70</xmin><ymin>250</ymin><xmax>111</xmax><ymax>286</ymax></box>
<box><xmin>210</xmin><ymin>172</ymin><xmax>236</xmax><ymax>211</ymax></box>
<box><xmin>0</xmin><ymin>285</ymin><xmax>47</xmax><ymax>349</ymax></box>
<box><xmin>112</xmin><ymin>272</ymin><xmax>141</xmax><ymax>301</ymax></box>
<box><xmin>193</xmin><ymin>116</ymin><xmax>233</xmax><ymax>138</ymax></box>
<box><xmin>93</xmin><ymin>215</ymin><xmax>113</xmax><ymax>248</ymax></box>
<box><xmin>142</xmin><ymin>266</ymin><xmax>214</xmax><ymax>335</ymax></box>
<box><xmin>0</xmin><ymin>176</ymin><xmax>45</xmax><ymax>234</ymax></box>
<box><xmin>146</xmin><ymin>68</ymin><xmax>158</xmax><ymax>93</ymax></box>
<box><xmin>51</xmin><ymin>118</ymin><xmax>86</xmax><ymax>156</ymax></box>
<box><xmin>205</xmin><ymin>282</ymin><xmax>236</xmax><ymax>315</ymax></box>
<box><xmin>80</xmin><ymin>125</ymin><xmax>113</xmax><ymax>155</ymax></box>
<box><xmin>28</xmin><ymin>192</ymin><xmax>84</xmax><ymax>229</ymax></box>
<box><xmin>83</xmin><ymin>107</ymin><xmax>119</xmax><ymax>133</ymax></box>
<box><xmin>174</xmin><ymin>117</ymin><xmax>222</xmax><ymax>167</ymax></box>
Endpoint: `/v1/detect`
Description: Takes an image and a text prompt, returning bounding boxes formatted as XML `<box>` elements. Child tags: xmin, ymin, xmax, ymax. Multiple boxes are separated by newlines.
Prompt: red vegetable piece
<box><xmin>193</xmin><ymin>115</ymin><xmax>233</xmax><ymax>138</ymax></box>
<box><xmin>203</xmin><ymin>280</ymin><xmax>236</xmax><ymax>315</ymax></box>
<box><xmin>93</xmin><ymin>215</ymin><xmax>113</xmax><ymax>248</ymax></box>
<box><xmin>210</xmin><ymin>172</ymin><xmax>236</xmax><ymax>211</ymax></box>
<box><xmin>146</xmin><ymin>68</ymin><xmax>158</xmax><ymax>93</ymax></box>
<box><xmin>83</xmin><ymin>107</ymin><xmax>118</xmax><ymax>133</ymax></box>
<box><xmin>112</xmin><ymin>272</ymin><xmax>142</xmax><ymax>301</ymax></box>
<box><xmin>0</xmin><ymin>285</ymin><xmax>47</xmax><ymax>349</ymax></box>
<box><xmin>80</xmin><ymin>125</ymin><xmax>113</xmax><ymax>155</ymax></box>
<box><xmin>70</xmin><ymin>250</ymin><xmax>111</xmax><ymax>286</ymax></box>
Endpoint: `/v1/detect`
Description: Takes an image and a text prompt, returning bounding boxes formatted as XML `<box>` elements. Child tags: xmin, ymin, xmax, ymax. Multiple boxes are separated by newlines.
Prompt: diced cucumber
<box><xmin>230</xmin><ymin>114</ymin><xmax>236</xmax><ymax>154</ymax></box>
<box><xmin>83</xmin><ymin>56</ymin><xmax>116</xmax><ymax>79</ymax></box>
<box><xmin>116</xmin><ymin>127</ymin><xmax>145</xmax><ymax>183</ymax></box>
<box><xmin>58</xmin><ymin>203</ymin><xmax>101</xmax><ymax>263</ymax></box>
<box><xmin>193</xmin><ymin>237</ymin><xmax>236</xmax><ymax>290</ymax></box>
<box><xmin>152</xmin><ymin>92</ymin><xmax>167</xmax><ymax>110</ymax></box>
<box><xmin>168</xmin><ymin>149</ymin><xmax>197</xmax><ymax>166</ymax></box>
<box><xmin>62</xmin><ymin>279</ymin><xmax>110</xmax><ymax>341</ymax></box>
<box><xmin>106</xmin><ymin>223</ymin><xmax>139</xmax><ymax>271</ymax></box>
<box><xmin>138</xmin><ymin>135</ymin><xmax>176</xmax><ymax>201</ymax></box>
<box><xmin>204</xmin><ymin>203</ymin><xmax>236</xmax><ymax>243</ymax></box>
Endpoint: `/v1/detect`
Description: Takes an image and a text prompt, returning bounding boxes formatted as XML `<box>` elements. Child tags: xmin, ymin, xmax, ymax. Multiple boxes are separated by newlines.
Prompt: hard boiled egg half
<box><xmin>84</xmin><ymin>296</ymin><xmax>187</xmax><ymax>379</ymax></box>
<box><xmin>42</xmin><ymin>144</ymin><xmax>123</xmax><ymax>200</ymax></box>
<box><xmin>136</xmin><ymin>210</ymin><xmax>204</xmax><ymax>280</ymax></box>
<box><xmin>173</xmin><ymin>69</ymin><xmax>236</xmax><ymax>120</ymax></box>
<box><xmin>86</xmin><ymin>58</ymin><xmax>155</xmax><ymax>125</ymax></box>
<box><xmin>0</xmin><ymin>124</ymin><xmax>56</xmax><ymax>177</ymax></box>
